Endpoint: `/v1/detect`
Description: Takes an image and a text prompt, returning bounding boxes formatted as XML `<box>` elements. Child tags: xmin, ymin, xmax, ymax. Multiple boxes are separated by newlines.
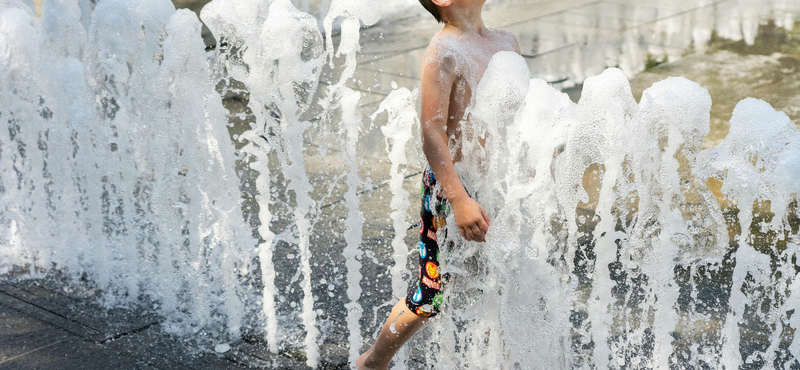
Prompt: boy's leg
<box><xmin>356</xmin><ymin>300</ymin><xmax>427</xmax><ymax>370</ymax></box>
<box><xmin>357</xmin><ymin>167</ymin><xmax>446</xmax><ymax>369</ymax></box>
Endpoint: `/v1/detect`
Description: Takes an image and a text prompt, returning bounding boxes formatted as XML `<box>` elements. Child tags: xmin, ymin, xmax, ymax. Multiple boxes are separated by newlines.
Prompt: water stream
<box><xmin>2</xmin><ymin>0</ymin><xmax>800</xmax><ymax>368</ymax></box>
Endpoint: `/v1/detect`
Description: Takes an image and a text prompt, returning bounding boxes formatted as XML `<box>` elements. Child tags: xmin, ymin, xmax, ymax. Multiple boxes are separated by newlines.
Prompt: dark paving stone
<box><xmin>11</xmin><ymin>280</ymin><xmax>161</xmax><ymax>340</ymax></box>
<box><xmin>0</xmin><ymin>305</ymin><xmax>155</xmax><ymax>370</ymax></box>
<box><xmin>0</xmin><ymin>281</ymin><xmax>159</xmax><ymax>343</ymax></box>
<box><xmin>0</xmin><ymin>289</ymin><xmax>103</xmax><ymax>342</ymax></box>
<box><xmin>0</xmin><ymin>305</ymin><xmax>70</xmax><ymax>362</ymax></box>
<box><xmin>104</xmin><ymin>324</ymin><xmax>251</xmax><ymax>370</ymax></box>
<box><xmin>0</xmin><ymin>338</ymin><xmax>158</xmax><ymax>370</ymax></box>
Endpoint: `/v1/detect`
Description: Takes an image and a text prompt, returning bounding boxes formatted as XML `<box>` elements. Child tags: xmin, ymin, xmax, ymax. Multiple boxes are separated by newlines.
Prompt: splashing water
<box><xmin>0</xmin><ymin>0</ymin><xmax>253</xmax><ymax>336</ymax></box>
<box><xmin>1</xmin><ymin>0</ymin><xmax>800</xmax><ymax>369</ymax></box>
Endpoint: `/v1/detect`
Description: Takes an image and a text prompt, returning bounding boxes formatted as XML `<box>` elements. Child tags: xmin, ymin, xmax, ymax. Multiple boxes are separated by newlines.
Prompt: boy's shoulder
<box><xmin>422</xmin><ymin>32</ymin><xmax>462</xmax><ymax>69</ymax></box>
<box><xmin>493</xmin><ymin>28</ymin><xmax>518</xmax><ymax>44</ymax></box>
<box><xmin>492</xmin><ymin>28</ymin><xmax>521</xmax><ymax>53</ymax></box>
<box><xmin>426</xmin><ymin>31</ymin><xmax>462</xmax><ymax>55</ymax></box>
<box><xmin>422</xmin><ymin>28</ymin><xmax>520</xmax><ymax>70</ymax></box>
<box><xmin>426</xmin><ymin>27</ymin><xmax>518</xmax><ymax>55</ymax></box>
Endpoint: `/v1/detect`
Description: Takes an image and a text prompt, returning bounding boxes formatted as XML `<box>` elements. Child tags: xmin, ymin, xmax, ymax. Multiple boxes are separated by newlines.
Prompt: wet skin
<box><xmin>419</xmin><ymin>5</ymin><xmax>519</xmax><ymax>243</ymax></box>
<box><xmin>357</xmin><ymin>0</ymin><xmax>520</xmax><ymax>369</ymax></box>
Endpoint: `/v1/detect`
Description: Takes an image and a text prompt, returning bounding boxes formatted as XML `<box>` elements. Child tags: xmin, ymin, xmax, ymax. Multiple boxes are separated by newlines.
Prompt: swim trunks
<box><xmin>405</xmin><ymin>166</ymin><xmax>448</xmax><ymax>317</ymax></box>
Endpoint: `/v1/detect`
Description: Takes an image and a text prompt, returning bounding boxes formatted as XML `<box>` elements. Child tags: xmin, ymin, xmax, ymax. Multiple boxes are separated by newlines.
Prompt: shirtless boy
<box><xmin>356</xmin><ymin>0</ymin><xmax>519</xmax><ymax>368</ymax></box>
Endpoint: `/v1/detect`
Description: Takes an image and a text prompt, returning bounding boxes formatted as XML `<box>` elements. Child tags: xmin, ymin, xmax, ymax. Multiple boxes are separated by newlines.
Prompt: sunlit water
<box><xmin>1</xmin><ymin>0</ymin><xmax>800</xmax><ymax>369</ymax></box>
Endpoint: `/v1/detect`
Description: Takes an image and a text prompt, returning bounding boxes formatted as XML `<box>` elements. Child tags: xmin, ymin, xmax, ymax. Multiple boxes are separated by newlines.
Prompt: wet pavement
<box><xmin>0</xmin><ymin>275</ymin><xmax>301</xmax><ymax>369</ymax></box>
<box><xmin>4</xmin><ymin>0</ymin><xmax>800</xmax><ymax>369</ymax></box>
<box><xmin>630</xmin><ymin>21</ymin><xmax>800</xmax><ymax>148</ymax></box>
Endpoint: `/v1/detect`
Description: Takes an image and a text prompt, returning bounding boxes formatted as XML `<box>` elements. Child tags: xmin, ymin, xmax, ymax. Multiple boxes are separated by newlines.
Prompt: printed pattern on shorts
<box><xmin>406</xmin><ymin>166</ymin><xmax>447</xmax><ymax>317</ymax></box>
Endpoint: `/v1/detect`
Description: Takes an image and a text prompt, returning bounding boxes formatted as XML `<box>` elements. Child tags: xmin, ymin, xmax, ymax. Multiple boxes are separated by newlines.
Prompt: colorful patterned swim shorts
<box><xmin>405</xmin><ymin>166</ymin><xmax>448</xmax><ymax>318</ymax></box>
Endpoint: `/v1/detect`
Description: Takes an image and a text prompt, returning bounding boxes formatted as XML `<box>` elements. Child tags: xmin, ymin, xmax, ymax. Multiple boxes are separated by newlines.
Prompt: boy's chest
<box><xmin>453</xmin><ymin>37</ymin><xmax>515</xmax><ymax>85</ymax></box>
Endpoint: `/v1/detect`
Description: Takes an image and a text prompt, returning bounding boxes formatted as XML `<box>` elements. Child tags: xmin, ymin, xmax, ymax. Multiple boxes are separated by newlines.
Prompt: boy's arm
<box><xmin>420</xmin><ymin>46</ymin><xmax>491</xmax><ymax>243</ymax></box>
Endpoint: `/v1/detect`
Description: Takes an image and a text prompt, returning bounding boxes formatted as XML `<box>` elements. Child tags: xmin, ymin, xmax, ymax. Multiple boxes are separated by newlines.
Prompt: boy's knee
<box><xmin>405</xmin><ymin>287</ymin><xmax>442</xmax><ymax>318</ymax></box>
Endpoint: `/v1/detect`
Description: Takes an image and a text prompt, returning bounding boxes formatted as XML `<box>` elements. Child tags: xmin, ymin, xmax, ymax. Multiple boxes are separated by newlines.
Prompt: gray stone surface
<box><xmin>0</xmin><ymin>305</ymin><xmax>70</xmax><ymax>362</ymax></box>
<box><xmin>0</xmin><ymin>298</ymin><xmax>156</xmax><ymax>370</ymax></box>
<box><xmin>0</xmin><ymin>281</ymin><xmax>159</xmax><ymax>343</ymax></box>
<box><xmin>0</xmin><ymin>278</ymin><xmax>277</xmax><ymax>370</ymax></box>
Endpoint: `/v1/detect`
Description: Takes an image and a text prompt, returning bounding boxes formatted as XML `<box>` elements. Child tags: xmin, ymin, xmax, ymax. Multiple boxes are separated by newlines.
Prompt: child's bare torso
<box><xmin>426</xmin><ymin>27</ymin><xmax>518</xmax><ymax>163</ymax></box>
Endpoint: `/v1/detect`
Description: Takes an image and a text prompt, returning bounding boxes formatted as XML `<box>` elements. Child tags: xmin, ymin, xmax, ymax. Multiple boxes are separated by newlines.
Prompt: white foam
<box><xmin>420</xmin><ymin>46</ymin><xmax>796</xmax><ymax>368</ymax></box>
<box><xmin>1</xmin><ymin>0</ymin><xmax>252</xmax><ymax>339</ymax></box>
<box><xmin>374</xmin><ymin>87</ymin><xmax>419</xmax><ymax>298</ymax></box>
<box><xmin>374</xmin><ymin>87</ymin><xmax>419</xmax><ymax>370</ymax></box>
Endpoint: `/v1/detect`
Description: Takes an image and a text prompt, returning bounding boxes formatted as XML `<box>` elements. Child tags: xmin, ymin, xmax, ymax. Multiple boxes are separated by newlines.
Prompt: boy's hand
<box><xmin>450</xmin><ymin>197</ymin><xmax>491</xmax><ymax>242</ymax></box>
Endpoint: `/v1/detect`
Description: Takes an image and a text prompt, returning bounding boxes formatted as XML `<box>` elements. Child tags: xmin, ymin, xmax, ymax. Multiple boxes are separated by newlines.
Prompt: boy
<box><xmin>357</xmin><ymin>0</ymin><xmax>520</xmax><ymax>368</ymax></box>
